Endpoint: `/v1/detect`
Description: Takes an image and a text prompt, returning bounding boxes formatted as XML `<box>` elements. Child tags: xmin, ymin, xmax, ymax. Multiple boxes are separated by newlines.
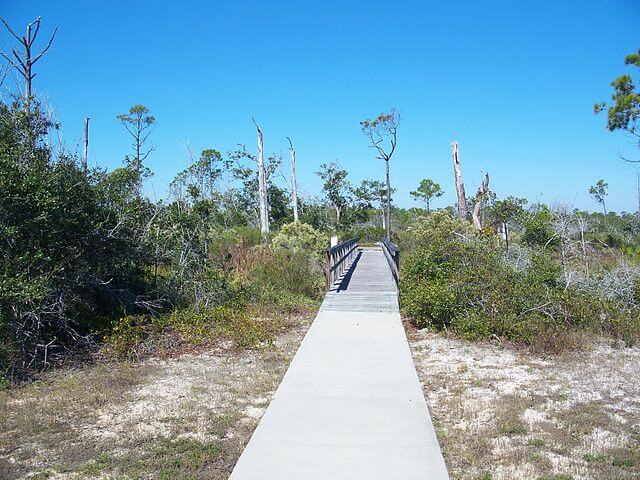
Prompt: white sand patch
<box><xmin>407</xmin><ymin>328</ymin><xmax>640</xmax><ymax>480</ymax></box>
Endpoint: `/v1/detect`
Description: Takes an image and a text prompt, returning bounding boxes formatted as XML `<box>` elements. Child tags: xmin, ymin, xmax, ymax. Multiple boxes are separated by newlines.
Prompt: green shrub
<box><xmin>271</xmin><ymin>222</ymin><xmax>327</xmax><ymax>262</ymax></box>
<box><xmin>399</xmin><ymin>214</ymin><xmax>640</xmax><ymax>350</ymax></box>
<box><xmin>522</xmin><ymin>209</ymin><xmax>556</xmax><ymax>248</ymax></box>
<box><xmin>103</xmin><ymin>299</ymin><xmax>281</xmax><ymax>359</ymax></box>
<box><xmin>241</xmin><ymin>246</ymin><xmax>324</xmax><ymax>311</ymax></box>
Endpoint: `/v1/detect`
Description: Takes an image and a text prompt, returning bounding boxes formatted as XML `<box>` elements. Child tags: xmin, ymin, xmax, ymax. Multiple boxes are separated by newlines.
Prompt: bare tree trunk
<box><xmin>577</xmin><ymin>213</ymin><xmax>589</xmax><ymax>275</ymax></box>
<box><xmin>253</xmin><ymin>119</ymin><xmax>269</xmax><ymax>234</ymax></box>
<box><xmin>385</xmin><ymin>159</ymin><xmax>391</xmax><ymax>239</ymax></box>
<box><xmin>472</xmin><ymin>173</ymin><xmax>490</xmax><ymax>230</ymax></box>
<box><xmin>135</xmin><ymin>130</ymin><xmax>142</xmax><ymax>197</ymax></box>
<box><xmin>452</xmin><ymin>141</ymin><xmax>468</xmax><ymax>221</ymax></box>
<box><xmin>287</xmin><ymin>137</ymin><xmax>299</xmax><ymax>222</ymax></box>
<box><xmin>82</xmin><ymin>117</ymin><xmax>90</xmax><ymax>174</ymax></box>
<box><xmin>504</xmin><ymin>222</ymin><xmax>510</xmax><ymax>251</ymax></box>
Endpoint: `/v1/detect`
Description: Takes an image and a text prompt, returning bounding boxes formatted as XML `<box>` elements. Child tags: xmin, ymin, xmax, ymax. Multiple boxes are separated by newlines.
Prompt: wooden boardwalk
<box><xmin>229</xmin><ymin>247</ymin><xmax>449</xmax><ymax>479</ymax></box>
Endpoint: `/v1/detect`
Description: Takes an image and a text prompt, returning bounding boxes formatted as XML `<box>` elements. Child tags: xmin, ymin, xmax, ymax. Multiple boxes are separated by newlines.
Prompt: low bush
<box><xmin>239</xmin><ymin>245</ymin><xmax>324</xmax><ymax>311</ymax></box>
<box><xmin>271</xmin><ymin>222</ymin><xmax>327</xmax><ymax>262</ymax></box>
<box><xmin>399</xmin><ymin>213</ymin><xmax>640</xmax><ymax>350</ymax></box>
<box><xmin>102</xmin><ymin>300</ymin><xmax>279</xmax><ymax>360</ymax></box>
<box><xmin>102</xmin><ymin>240</ymin><xmax>324</xmax><ymax>360</ymax></box>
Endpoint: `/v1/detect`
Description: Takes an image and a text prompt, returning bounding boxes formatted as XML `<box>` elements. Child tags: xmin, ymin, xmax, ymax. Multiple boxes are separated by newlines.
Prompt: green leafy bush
<box><xmin>271</xmin><ymin>222</ymin><xmax>327</xmax><ymax>262</ymax></box>
<box><xmin>399</xmin><ymin>214</ymin><xmax>639</xmax><ymax>350</ymax></box>
<box><xmin>0</xmin><ymin>102</ymin><xmax>149</xmax><ymax>379</ymax></box>
<box><xmin>522</xmin><ymin>208</ymin><xmax>556</xmax><ymax>247</ymax></box>
<box><xmin>240</xmin><ymin>246</ymin><xmax>324</xmax><ymax>311</ymax></box>
<box><xmin>103</xmin><ymin>300</ymin><xmax>277</xmax><ymax>359</ymax></box>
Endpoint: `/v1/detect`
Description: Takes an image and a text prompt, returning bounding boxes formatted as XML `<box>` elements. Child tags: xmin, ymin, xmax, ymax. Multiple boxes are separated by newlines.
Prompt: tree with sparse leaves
<box><xmin>361</xmin><ymin>109</ymin><xmax>400</xmax><ymax>239</ymax></box>
<box><xmin>588</xmin><ymin>179</ymin><xmax>608</xmax><ymax>215</ymax></box>
<box><xmin>492</xmin><ymin>196</ymin><xmax>526</xmax><ymax>251</ymax></box>
<box><xmin>595</xmin><ymin>49</ymin><xmax>640</xmax><ymax>156</ymax></box>
<box><xmin>316</xmin><ymin>161</ymin><xmax>351</xmax><ymax>226</ymax></box>
<box><xmin>117</xmin><ymin>105</ymin><xmax>156</xmax><ymax>197</ymax></box>
<box><xmin>410</xmin><ymin>178</ymin><xmax>443</xmax><ymax>213</ymax></box>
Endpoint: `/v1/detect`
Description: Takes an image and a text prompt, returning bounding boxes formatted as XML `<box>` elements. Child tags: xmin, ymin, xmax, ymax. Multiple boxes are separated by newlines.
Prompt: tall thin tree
<box><xmin>252</xmin><ymin>118</ymin><xmax>270</xmax><ymax>234</ymax></box>
<box><xmin>452</xmin><ymin>141</ymin><xmax>468</xmax><ymax>221</ymax></box>
<box><xmin>360</xmin><ymin>109</ymin><xmax>400</xmax><ymax>239</ymax></box>
<box><xmin>286</xmin><ymin>137</ymin><xmax>299</xmax><ymax>222</ymax></box>
<box><xmin>117</xmin><ymin>105</ymin><xmax>155</xmax><ymax>197</ymax></box>
<box><xmin>0</xmin><ymin>17</ymin><xmax>58</xmax><ymax>109</ymax></box>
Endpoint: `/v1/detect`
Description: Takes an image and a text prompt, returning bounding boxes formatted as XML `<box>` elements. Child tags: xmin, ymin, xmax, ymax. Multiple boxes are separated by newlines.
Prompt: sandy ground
<box><xmin>407</xmin><ymin>327</ymin><xmax>640</xmax><ymax>480</ymax></box>
<box><xmin>4</xmin><ymin>312</ymin><xmax>639</xmax><ymax>480</ymax></box>
<box><xmin>0</xmin><ymin>314</ymin><xmax>313</xmax><ymax>480</ymax></box>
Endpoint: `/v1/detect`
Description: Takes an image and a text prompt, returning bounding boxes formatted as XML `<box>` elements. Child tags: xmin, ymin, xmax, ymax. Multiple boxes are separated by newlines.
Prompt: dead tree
<box><xmin>451</xmin><ymin>141</ymin><xmax>468</xmax><ymax>221</ymax></box>
<box><xmin>252</xmin><ymin>118</ymin><xmax>270</xmax><ymax>234</ymax></box>
<box><xmin>471</xmin><ymin>173</ymin><xmax>490</xmax><ymax>230</ymax></box>
<box><xmin>287</xmin><ymin>137</ymin><xmax>299</xmax><ymax>222</ymax></box>
<box><xmin>0</xmin><ymin>17</ymin><xmax>58</xmax><ymax>108</ymax></box>
<box><xmin>83</xmin><ymin>117</ymin><xmax>90</xmax><ymax>174</ymax></box>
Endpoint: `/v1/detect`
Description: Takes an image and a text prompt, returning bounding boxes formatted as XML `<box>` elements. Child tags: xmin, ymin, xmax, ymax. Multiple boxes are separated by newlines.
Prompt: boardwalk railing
<box><xmin>381</xmin><ymin>238</ymin><xmax>400</xmax><ymax>284</ymax></box>
<box><xmin>325</xmin><ymin>237</ymin><xmax>359</xmax><ymax>291</ymax></box>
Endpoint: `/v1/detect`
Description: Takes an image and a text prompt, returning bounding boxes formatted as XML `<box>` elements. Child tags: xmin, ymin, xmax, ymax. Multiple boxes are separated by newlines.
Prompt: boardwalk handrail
<box><xmin>381</xmin><ymin>238</ymin><xmax>400</xmax><ymax>284</ymax></box>
<box><xmin>325</xmin><ymin>237</ymin><xmax>359</xmax><ymax>291</ymax></box>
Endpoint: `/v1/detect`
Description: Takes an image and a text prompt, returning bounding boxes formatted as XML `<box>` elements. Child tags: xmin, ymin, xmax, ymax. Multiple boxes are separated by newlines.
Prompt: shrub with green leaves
<box><xmin>271</xmin><ymin>222</ymin><xmax>327</xmax><ymax>262</ymax></box>
<box><xmin>0</xmin><ymin>101</ymin><xmax>149</xmax><ymax>378</ymax></box>
<box><xmin>399</xmin><ymin>214</ymin><xmax>639</xmax><ymax>350</ymax></box>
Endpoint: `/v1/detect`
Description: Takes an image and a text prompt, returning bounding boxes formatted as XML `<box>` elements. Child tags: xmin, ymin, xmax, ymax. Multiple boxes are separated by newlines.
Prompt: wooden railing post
<box><xmin>381</xmin><ymin>238</ymin><xmax>400</xmax><ymax>285</ymax></box>
<box><xmin>325</xmin><ymin>238</ymin><xmax>359</xmax><ymax>291</ymax></box>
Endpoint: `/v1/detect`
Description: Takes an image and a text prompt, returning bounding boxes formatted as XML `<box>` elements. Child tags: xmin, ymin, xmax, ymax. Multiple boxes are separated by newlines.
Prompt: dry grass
<box><xmin>0</xmin><ymin>313</ymin><xmax>313</xmax><ymax>479</ymax></box>
<box><xmin>407</xmin><ymin>325</ymin><xmax>640</xmax><ymax>480</ymax></box>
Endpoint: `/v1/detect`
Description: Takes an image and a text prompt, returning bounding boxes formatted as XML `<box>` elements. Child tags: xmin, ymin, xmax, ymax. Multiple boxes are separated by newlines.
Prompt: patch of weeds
<box><xmin>612</xmin><ymin>455</ymin><xmax>635</xmax><ymax>468</ymax></box>
<box><xmin>80</xmin><ymin>452</ymin><xmax>113</xmax><ymax>475</ymax></box>
<box><xmin>554</xmin><ymin>401</ymin><xmax>611</xmax><ymax>443</ymax></box>
<box><xmin>449</xmin><ymin>385</ymin><xmax>466</xmax><ymax>395</ymax></box>
<box><xmin>0</xmin><ymin>362</ymin><xmax>148</xmax><ymax>477</ymax></box>
<box><xmin>536</xmin><ymin>475</ymin><xmax>574</xmax><ymax>480</ymax></box>
<box><xmin>583</xmin><ymin>453</ymin><xmax>607</xmax><ymax>463</ymax></box>
<box><xmin>471</xmin><ymin>378</ymin><xmax>484</xmax><ymax>387</ymax></box>
<box><xmin>499</xmin><ymin>422</ymin><xmax>528</xmax><ymax>435</ymax></box>
<box><xmin>528</xmin><ymin>439</ymin><xmax>545</xmax><ymax>447</ymax></box>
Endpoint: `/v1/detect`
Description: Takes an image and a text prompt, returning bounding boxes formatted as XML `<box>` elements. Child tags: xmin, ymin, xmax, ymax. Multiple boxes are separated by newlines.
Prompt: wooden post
<box><xmin>287</xmin><ymin>137</ymin><xmax>299</xmax><ymax>222</ymax></box>
<box><xmin>325</xmin><ymin>250</ymin><xmax>332</xmax><ymax>291</ymax></box>
<box><xmin>82</xmin><ymin>117</ymin><xmax>90</xmax><ymax>174</ymax></box>
<box><xmin>253</xmin><ymin>118</ymin><xmax>269</xmax><ymax>234</ymax></box>
<box><xmin>385</xmin><ymin>159</ymin><xmax>391</xmax><ymax>240</ymax></box>
<box><xmin>452</xmin><ymin>141</ymin><xmax>468</xmax><ymax>221</ymax></box>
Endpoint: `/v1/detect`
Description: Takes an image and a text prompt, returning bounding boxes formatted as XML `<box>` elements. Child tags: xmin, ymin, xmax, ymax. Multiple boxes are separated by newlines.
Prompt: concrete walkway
<box><xmin>229</xmin><ymin>247</ymin><xmax>449</xmax><ymax>479</ymax></box>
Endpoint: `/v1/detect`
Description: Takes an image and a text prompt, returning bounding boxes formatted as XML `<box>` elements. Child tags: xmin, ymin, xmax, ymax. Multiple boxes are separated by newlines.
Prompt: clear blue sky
<box><xmin>1</xmin><ymin>0</ymin><xmax>639</xmax><ymax>212</ymax></box>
